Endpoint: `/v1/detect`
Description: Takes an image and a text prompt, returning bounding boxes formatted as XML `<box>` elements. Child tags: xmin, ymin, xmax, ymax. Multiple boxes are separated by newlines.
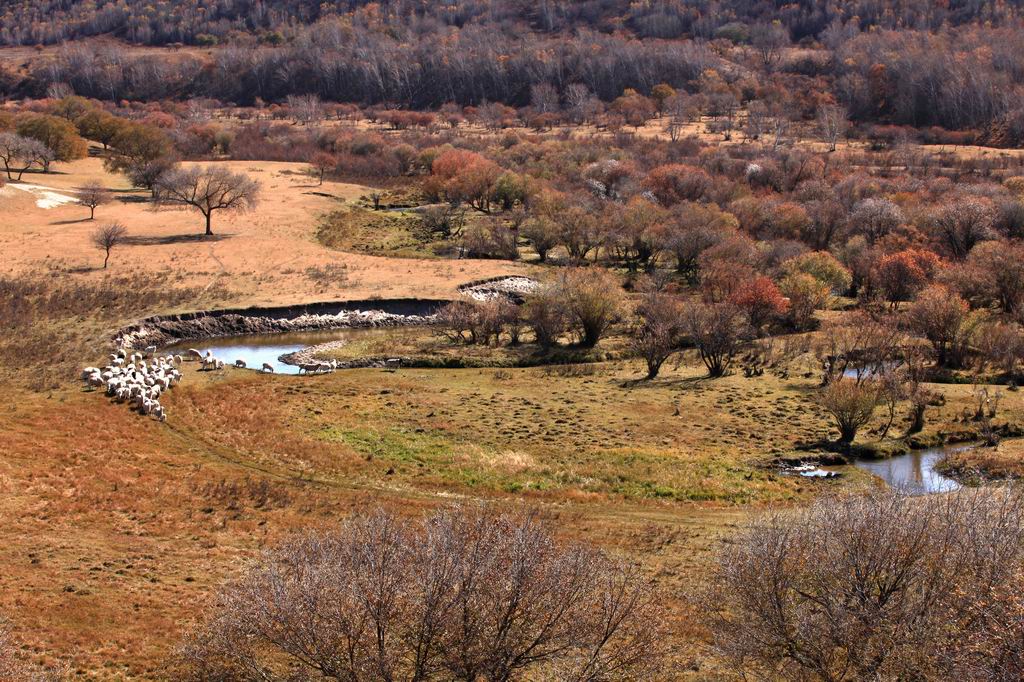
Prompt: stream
<box><xmin>853</xmin><ymin>445</ymin><xmax>964</xmax><ymax>495</ymax></box>
<box><xmin>165</xmin><ymin>328</ymin><xmax>378</xmax><ymax>374</ymax></box>
<box><xmin>163</xmin><ymin>319</ymin><xmax>967</xmax><ymax>495</ymax></box>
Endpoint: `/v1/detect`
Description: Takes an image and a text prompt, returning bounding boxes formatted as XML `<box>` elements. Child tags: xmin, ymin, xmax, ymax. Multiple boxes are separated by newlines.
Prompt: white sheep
<box><xmin>187</xmin><ymin>349</ymin><xmax>203</xmax><ymax>361</ymax></box>
<box><xmin>144</xmin><ymin>345</ymin><xmax>157</xmax><ymax>357</ymax></box>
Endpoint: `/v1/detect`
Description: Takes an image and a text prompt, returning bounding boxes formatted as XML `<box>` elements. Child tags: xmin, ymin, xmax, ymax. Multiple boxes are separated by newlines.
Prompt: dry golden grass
<box><xmin>0</xmin><ymin>156</ymin><xmax>526</xmax><ymax>309</ymax></box>
<box><xmin>0</xmin><ymin>363</ymin><xmax>751</xmax><ymax>678</ymax></box>
<box><xmin>2</xmin><ymin>345</ymin><xmax>1015</xmax><ymax>678</ymax></box>
<box><xmin>939</xmin><ymin>437</ymin><xmax>1024</xmax><ymax>482</ymax></box>
<box><xmin>2</xmin><ymin>119</ymin><xmax>1023</xmax><ymax>679</ymax></box>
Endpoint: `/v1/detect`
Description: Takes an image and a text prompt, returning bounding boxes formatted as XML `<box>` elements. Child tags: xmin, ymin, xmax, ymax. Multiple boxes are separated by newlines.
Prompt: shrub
<box><xmin>523</xmin><ymin>284</ymin><xmax>568</xmax><ymax>348</ymax></box>
<box><xmin>905</xmin><ymin>285</ymin><xmax>980</xmax><ymax>368</ymax></box>
<box><xmin>681</xmin><ymin>301</ymin><xmax>746</xmax><ymax>377</ymax></box>
<box><xmin>631</xmin><ymin>289</ymin><xmax>683</xmax><ymax>379</ymax></box>
<box><xmin>780</xmin><ymin>250</ymin><xmax>852</xmax><ymax>294</ymax></box>
<box><xmin>556</xmin><ymin>268</ymin><xmax>624</xmax><ymax>347</ymax></box>
<box><xmin>461</xmin><ymin>221</ymin><xmax>519</xmax><ymax>260</ymax></box>
<box><xmin>178</xmin><ymin>505</ymin><xmax>663</xmax><ymax>682</ymax></box>
<box><xmin>819</xmin><ymin>377</ymin><xmax>880</xmax><ymax>442</ymax></box>
<box><xmin>872</xmin><ymin>248</ymin><xmax>941</xmax><ymax>306</ymax></box>
<box><xmin>520</xmin><ymin>216</ymin><xmax>560</xmax><ymax>263</ymax></box>
<box><xmin>779</xmin><ymin>272</ymin><xmax>830</xmax><ymax>330</ymax></box>
<box><xmin>705</xmin><ymin>488</ymin><xmax>1024</xmax><ymax>680</ymax></box>
<box><xmin>728</xmin><ymin>276</ymin><xmax>788</xmax><ymax>331</ymax></box>
<box><xmin>642</xmin><ymin>163</ymin><xmax>711</xmax><ymax>205</ymax></box>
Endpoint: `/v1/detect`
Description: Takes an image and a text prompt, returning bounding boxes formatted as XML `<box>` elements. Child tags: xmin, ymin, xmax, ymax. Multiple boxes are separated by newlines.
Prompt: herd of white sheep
<box><xmin>81</xmin><ymin>342</ymin><xmax>350</xmax><ymax>422</ymax></box>
<box><xmin>81</xmin><ymin>346</ymin><xmax>182</xmax><ymax>422</ymax></box>
<box><xmin>80</xmin><ymin>345</ymin><xmax>291</xmax><ymax>422</ymax></box>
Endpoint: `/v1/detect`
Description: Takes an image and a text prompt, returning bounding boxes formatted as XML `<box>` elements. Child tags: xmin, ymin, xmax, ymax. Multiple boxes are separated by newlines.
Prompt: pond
<box><xmin>164</xmin><ymin>328</ymin><xmax>379</xmax><ymax>374</ymax></box>
<box><xmin>854</xmin><ymin>446</ymin><xmax>964</xmax><ymax>495</ymax></box>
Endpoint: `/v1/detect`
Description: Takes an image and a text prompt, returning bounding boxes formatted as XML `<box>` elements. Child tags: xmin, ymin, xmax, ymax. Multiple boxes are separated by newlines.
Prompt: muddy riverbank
<box><xmin>116</xmin><ymin>298</ymin><xmax>447</xmax><ymax>350</ymax></box>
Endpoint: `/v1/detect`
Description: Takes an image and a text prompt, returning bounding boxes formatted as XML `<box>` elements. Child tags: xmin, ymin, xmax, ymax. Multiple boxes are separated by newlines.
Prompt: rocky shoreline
<box><xmin>457</xmin><ymin>275</ymin><xmax>540</xmax><ymax>302</ymax></box>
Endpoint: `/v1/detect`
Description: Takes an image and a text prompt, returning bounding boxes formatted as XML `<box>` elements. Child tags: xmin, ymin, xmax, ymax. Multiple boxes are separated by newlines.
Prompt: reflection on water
<box><xmin>854</xmin><ymin>447</ymin><xmax>963</xmax><ymax>495</ymax></box>
<box><xmin>165</xmin><ymin>329</ymin><xmax>381</xmax><ymax>375</ymax></box>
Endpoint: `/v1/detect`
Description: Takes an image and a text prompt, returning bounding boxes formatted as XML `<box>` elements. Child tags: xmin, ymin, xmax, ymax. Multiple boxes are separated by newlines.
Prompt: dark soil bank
<box><xmin>115</xmin><ymin>298</ymin><xmax>448</xmax><ymax>350</ymax></box>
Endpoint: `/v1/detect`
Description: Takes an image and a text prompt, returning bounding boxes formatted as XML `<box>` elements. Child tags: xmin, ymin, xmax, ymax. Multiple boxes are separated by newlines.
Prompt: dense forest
<box><xmin>0</xmin><ymin>0</ymin><xmax>1020</xmax><ymax>46</ymax></box>
<box><xmin>3</xmin><ymin>1</ymin><xmax>1024</xmax><ymax>140</ymax></box>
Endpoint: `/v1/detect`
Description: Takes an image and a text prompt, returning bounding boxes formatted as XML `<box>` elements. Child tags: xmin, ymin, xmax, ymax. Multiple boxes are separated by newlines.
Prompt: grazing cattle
<box><xmin>261</xmin><ymin>363</ymin><xmax>274</xmax><ymax>373</ymax></box>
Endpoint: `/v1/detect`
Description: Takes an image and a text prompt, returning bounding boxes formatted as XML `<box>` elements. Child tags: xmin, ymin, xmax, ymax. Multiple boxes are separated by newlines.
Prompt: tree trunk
<box><xmin>205</xmin><ymin>211</ymin><xmax>213</xmax><ymax>236</ymax></box>
<box><xmin>90</xmin><ymin>206</ymin><xmax>95</xmax><ymax>220</ymax></box>
<box><xmin>907</xmin><ymin>404</ymin><xmax>926</xmax><ymax>435</ymax></box>
<box><xmin>103</xmin><ymin>250</ymin><xmax>110</xmax><ymax>269</ymax></box>
<box><xmin>839</xmin><ymin>424</ymin><xmax>857</xmax><ymax>443</ymax></box>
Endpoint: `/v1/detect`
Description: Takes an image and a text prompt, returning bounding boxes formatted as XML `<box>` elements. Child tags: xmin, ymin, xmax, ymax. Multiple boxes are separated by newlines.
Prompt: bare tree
<box><xmin>631</xmin><ymin>288</ymin><xmax>682</xmax><ymax>379</ymax></box>
<box><xmin>817</xmin><ymin>104</ymin><xmax>848</xmax><ymax>152</ymax></box>
<box><xmin>849</xmin><ymin>198</ymin><xmax>905</xmax><ymax>244</ymax></box>
<box><xmin>705</xmin><ymin>488</ymin><xmax>1024</xmax><ymax>681</ymax></box>
<box><xmin>77</xmin><ymin>181</ymin><xmax>111</xmax><ymax>220</ymax></box>
<box><xmin>286</xmin><ymin>94</ymin><xmax>324</xmax><ymax>126</ymax></box>
<box><xmin>681</xmin><ymin>301</ymin><xmax>747</xmax><ymax>377</ymax></box>
<box><xmin>750</xmin><ymin>22</ymin><xmax>789</xmax><ymax>72</ymax></box>
<box><xmin>928</xmin><ymin>197</ymin><xmax>996</xmax><ymax>260</ymax></box>
<box><xmin>155</xmin><ymin>166</ymin><xmax>260</xmax><ymax>236</ymax></box>
<box><xmin>816</xmin><ymin>311</ymin><xmax>904</xmax><ymax>385</ymax></box>
<box><xmin>0</xmin><ymin>132</ymin><xmax>50</xmax><ymax>181</ymax></box>
<box><xmin>91</xmin><ymin>222</ymin><xmax>127</xmax><ymax>269</ymax></box>
<box><xmin>177</xmin><ymin>505</ymin><xmax>662</xmax><ymax>682</ymax></box>
<box><xmin>309</xmin><ymin>151</ymin><xmax>336</xmax><ymax>185</ymax></box>
<box><xmin>556</xmin><ymin>267</ymin><xmax>624</xmax><ymax>347</ymax></box>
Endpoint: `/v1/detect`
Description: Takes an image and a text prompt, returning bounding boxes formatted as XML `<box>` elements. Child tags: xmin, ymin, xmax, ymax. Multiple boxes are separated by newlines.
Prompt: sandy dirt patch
<box><xmin>0</xmin><ymin>156</ymin><xmax>528</xmax><ymax>309</ymax></box>
<box><xmin>7</xmin><ymin>182</ymin><xmax>79</xmax><ymax>209</ymax></box>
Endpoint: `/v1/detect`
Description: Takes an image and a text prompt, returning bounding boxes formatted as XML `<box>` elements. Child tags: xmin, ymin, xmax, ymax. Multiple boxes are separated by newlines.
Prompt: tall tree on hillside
<box><xmin>155</xmin><ymin>166</ymin><xmax>260</xmax><ymax>236</ymax></box>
